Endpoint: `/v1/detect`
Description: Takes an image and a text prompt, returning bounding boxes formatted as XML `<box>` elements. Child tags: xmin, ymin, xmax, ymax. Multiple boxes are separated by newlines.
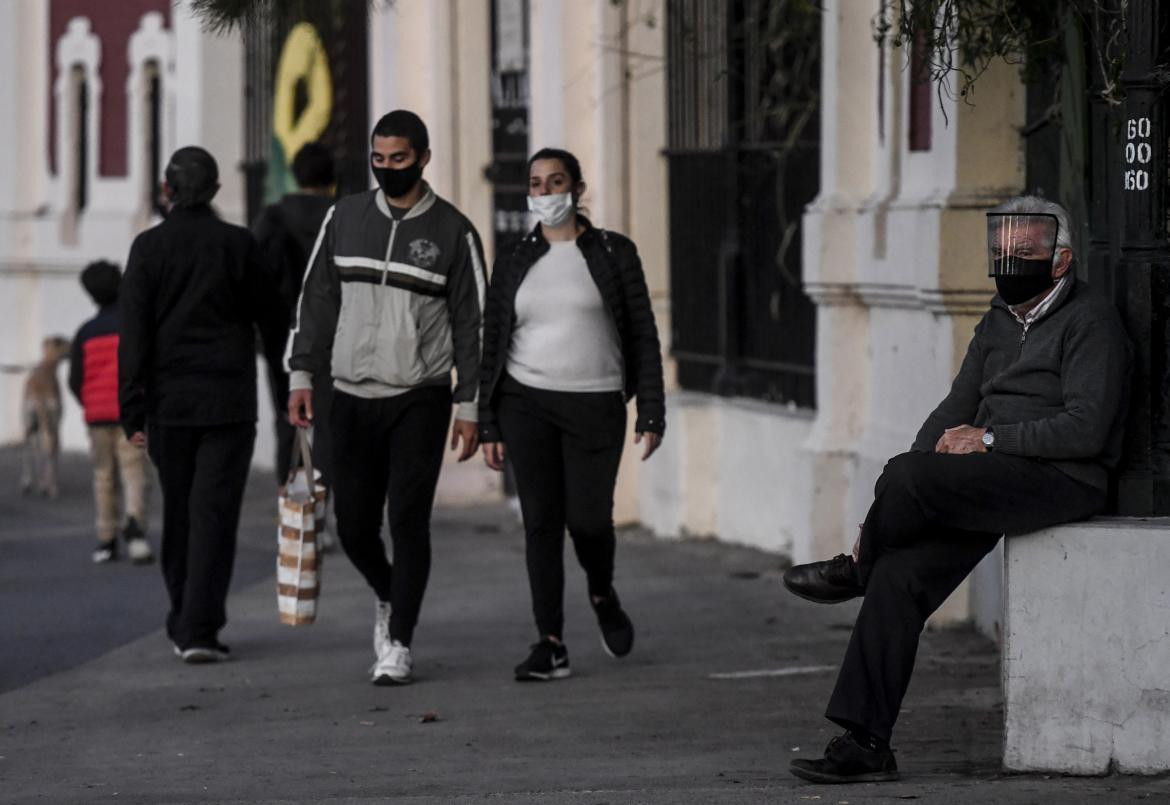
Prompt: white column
<box><xmin>528</xmin><ymin>0</ymin><xmax>565</xmax><ymax>152</ymax></box>
<box><xmin>127</xmin><ymin>11</ymin><xmax>175</xmax><ymax>225</ymax></box>
<box><xmin>173</xmin><ymin>6</ymin><xmax>203</xmax><ymax>153</ymax></box>
<box><xmin>0</xmin><ymin>0</ymin><xmax>50</xmax><ymax>219</ymax></box>
<box><xmin>800</xmin><ymin>0</ymin><xmax>886</xmax><ymax>562</ymax></box>
<box><xmin>367</xmin><ymin>4</ymin><xmax>398</xmax><ymax>123</ymax></box>
<box><xmin>172</xmin><ymin>5</ymin><xmax>244</xmax><ymax>223</ymax></box>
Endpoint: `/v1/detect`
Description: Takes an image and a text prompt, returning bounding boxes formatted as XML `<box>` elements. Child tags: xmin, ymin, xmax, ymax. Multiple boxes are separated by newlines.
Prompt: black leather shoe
<box><xmin>789</xmin><ymin>732</ymin><xmax>899</xmax><ymax>784</ymax></box>
<box><xmin>782</xmin><ymin>554</ymin><xmax>864</xmax><ymax>604</ymax></box>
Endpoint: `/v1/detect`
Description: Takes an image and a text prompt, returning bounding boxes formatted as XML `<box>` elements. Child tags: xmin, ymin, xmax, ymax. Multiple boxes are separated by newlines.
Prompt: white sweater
<box><xmin>506</xmin><ymin>240</ymin><xmax>623</xmax><ymax>392</ymax></box>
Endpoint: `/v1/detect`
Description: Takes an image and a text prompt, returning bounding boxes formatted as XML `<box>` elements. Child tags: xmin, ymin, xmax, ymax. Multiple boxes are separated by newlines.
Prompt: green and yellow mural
<box><xmin>267</xmin><ymin>22</ymin><xmax>333</xmax><ymax>202</ymax></box>
<box><xmin>243</xmin><ymin>1</ymin><xmax>368</xmax><ymax>222</ymax></box>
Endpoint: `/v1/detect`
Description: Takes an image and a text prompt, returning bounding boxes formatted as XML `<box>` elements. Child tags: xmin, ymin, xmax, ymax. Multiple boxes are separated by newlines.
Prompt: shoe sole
<box><xmin>129</xmin><ymin>555</ymin><xmax>154</xmax><ymax>565</ymax></box>
<box><xmin>599</xmin><ymin>632</ymin><xmax>633</xmax><ymax>659</ymax></box>
<box><xmin>181</xmin><ymin>649</ymin><xmax>228</xmax><ymax>664</ymax></box>
<box><xmin>782</xmin><ymin>578</ymin><xmax>862</xmax><ymax>605</ymax></box>
<box><xmin>789</xmin><ymin>764</ymin><xmax>899</xmax><ymax>784</ymax></box>
<box><xmin>515</xmin><ymin>668</ymin><xmax>572</xmax><ymax>682</ymax></box>
<box><xmin>372</xmin><ymin>673</ymin><xmax>412</xmax><ymax>686</ymax></box>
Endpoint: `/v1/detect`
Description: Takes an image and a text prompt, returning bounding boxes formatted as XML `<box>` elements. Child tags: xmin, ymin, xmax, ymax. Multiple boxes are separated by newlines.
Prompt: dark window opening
<box><xmin>488</xmin><ymin>0</ymin><xmax>530</xmax><ymax>258</ymax></box>
<box><xmin>145</xmin><ymin>60</ymin><xmax>163</xmax><ymax>215</ymax></box>
<box><xmin>73</xmin><ymin>65</ymin><xmax>88</xmax><ymax>212</ymax></box>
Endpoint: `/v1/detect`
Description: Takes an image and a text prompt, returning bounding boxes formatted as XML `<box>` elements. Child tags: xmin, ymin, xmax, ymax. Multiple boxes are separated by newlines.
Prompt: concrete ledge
<box><xmin>1003</xmin><ymin>518</ymin><xmax>1170</xmax><ymax>774</ymax></box>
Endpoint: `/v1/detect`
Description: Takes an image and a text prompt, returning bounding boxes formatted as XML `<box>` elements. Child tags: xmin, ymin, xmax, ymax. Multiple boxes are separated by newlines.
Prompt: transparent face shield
<box><xmin>986</xmin><ymin>213</ymin><xmax>1059</xmax><ymax>277</ymax></box>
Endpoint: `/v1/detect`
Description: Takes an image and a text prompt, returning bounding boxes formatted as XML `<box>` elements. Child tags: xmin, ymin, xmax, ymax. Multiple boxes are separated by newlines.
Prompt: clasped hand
<box><xmin>934</xmin><ymin>424</ymin><xmax>988</xmax><ymax>455</ymax></box>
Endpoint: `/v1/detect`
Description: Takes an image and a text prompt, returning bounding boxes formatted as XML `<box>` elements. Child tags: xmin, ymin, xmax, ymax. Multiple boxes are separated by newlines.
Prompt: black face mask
<box><xmin>372</xmin><ymin>161</ymin><xmax>422</xmax><ymax>199</ymax></box>
<box><xmin>994</xmin><ymin>268</ymin><xmax>1056</xmax><ymax>306</ymax></box>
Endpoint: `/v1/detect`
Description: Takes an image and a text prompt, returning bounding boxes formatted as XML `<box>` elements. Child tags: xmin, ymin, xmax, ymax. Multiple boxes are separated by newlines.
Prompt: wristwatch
<box><xmin>981</xmin><ymin>429</ymin><xmax>995</xmax><ymax>451</ymax></box>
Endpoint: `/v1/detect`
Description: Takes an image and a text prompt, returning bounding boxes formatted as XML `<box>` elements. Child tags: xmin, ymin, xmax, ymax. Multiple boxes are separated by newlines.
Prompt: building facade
<box><xmin>362</xmin><ymin>0</ymin><xmax>1026</xmax><ymax>629</ymax></box>
<box><xmin>10</xmin><ymin>0</ymin><xmax>1133</xmax><ymax>634</ymax></box>
<box><xmin>0</xmin><ymin>0</ymin><xmax>244</xmax><ymax>458</ymax></box>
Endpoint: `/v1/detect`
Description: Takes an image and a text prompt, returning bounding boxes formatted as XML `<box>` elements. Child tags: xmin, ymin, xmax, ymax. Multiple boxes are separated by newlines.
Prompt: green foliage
<box><xmin>875</xmin><ymin>0</ymin><xmax>1128</xmax><ymax>107</ymax></box>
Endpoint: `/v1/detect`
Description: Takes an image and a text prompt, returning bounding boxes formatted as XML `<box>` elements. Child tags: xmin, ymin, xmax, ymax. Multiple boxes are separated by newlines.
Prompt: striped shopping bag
<box><xmin>277</xmin><ymin>428</ymin><xmax>325</xmax><ymax>625</ymax></box>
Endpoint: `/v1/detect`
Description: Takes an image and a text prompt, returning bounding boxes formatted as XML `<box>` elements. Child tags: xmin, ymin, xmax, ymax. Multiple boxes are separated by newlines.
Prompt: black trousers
<box><xmin>826</xmin><ymin>450</ymin><xmax>1105</xmax><ymax>741</ymax></box>
<box><xmin>329</xmin><ymin>386</ymin><xmax>451</xmax><ymax>646</ymax></box>
<box><xmin>496</xmin><ymin>375</ymin><xmax>627</xmax><ymax>640</ymax></box>
<box><xmin>148</xmin><ymin>422</ymin><xmax>255</xmax><ymax>648</ymax></box>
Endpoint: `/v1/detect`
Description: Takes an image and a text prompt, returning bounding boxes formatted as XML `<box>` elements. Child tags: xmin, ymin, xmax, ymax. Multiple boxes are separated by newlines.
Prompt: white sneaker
<box><xmin>371</xmin><ymin>640</ymin><xmax>412</xmax><ymax>685</ymax></box>
<box><xmin>373</xmin><ymin>601</ymin><xmax>392</xmax><ymax>657</ymax></box>
<box><xmin>91</xmin><ymin>542</ymin><xmax>116</xmax><ymax>563</ymax></box>
<box><xmin>126</xmin><ymin>537</ymin><xmax>154</xmax><ymax>564</ymax></box>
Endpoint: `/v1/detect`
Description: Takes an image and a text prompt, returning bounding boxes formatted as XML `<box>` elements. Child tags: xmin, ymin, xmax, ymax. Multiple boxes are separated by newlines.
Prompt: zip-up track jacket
<box><xmin>286</xmin><ymin>185</ymin><xmax>487</xmax><ymax>420</ymax></box>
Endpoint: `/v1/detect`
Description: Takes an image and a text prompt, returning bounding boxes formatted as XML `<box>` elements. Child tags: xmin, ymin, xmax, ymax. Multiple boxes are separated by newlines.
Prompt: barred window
<box><xmin>666</xmin><ymin>0</ymin><xmax>820</xmax><ymax>406</ymax></box>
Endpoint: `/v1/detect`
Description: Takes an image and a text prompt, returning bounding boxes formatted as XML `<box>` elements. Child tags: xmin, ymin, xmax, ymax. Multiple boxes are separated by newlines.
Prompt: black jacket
<box><xmin>118</xmin><ymin>204</ymin><xmax>286</xmax><ymax>436</ymax></box>
<box><xmin>478</xmin><ymin>219</ymin><xmax>665</xmax><ymax>441</ymax></box>
<box><xmin>253</xmin><ymin>193</ymin><xmax>334</xmax><ymax>324</ymax></box>
<box><xmin>912</xmin><ymin>279</ymin><xmax>1131</xmax><ymax>491</ymax></box>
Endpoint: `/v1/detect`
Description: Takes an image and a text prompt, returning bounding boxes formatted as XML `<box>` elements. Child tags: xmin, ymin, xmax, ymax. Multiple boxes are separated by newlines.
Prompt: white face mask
<box><xmin>527</xmin><ymin>192</ymin><xmax>575</xmax><ymax>228</ymax></box>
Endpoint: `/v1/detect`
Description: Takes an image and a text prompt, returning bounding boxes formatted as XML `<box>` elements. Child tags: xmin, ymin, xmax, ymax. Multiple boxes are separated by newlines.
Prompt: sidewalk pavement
<box><xmin>2</xmin><ymin>457</ymin><xmax>1168</xmax><ymax>803</ymax></box>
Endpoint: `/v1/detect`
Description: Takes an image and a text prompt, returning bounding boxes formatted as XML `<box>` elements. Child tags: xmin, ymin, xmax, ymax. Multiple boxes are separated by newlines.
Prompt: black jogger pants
<box><xmin>495</xmin><ymin>375</ymin><xmax>627</xmax><ymax>640</ymax></box>
<box><xmin>329</xmin><ymin>386</ymin><xmax>451</xmax><ymax>647</ymax></box>
<box><xmin>148</xmin><ymin>422</ymin><xmax>256</xmax><ymax>649</ymax></box>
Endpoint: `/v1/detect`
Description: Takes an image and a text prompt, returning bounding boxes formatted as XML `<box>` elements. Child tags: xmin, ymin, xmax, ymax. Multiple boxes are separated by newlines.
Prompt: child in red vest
<box><xmin>69</xmin><ymin>261</ymin><xmax>153</xmax><ymax>564</ymax></box>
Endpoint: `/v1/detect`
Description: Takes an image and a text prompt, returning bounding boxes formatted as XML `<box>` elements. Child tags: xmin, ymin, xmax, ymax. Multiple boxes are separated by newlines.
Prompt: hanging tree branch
<box><xmin>874</xmin><ymin>0</ymin><xmax>1131</xmax><ymax>109</ymax></box>
<box><xmin>186</xmin><ymin>0</ymin><xmax>391</xmax><ymax>34</ymax></box>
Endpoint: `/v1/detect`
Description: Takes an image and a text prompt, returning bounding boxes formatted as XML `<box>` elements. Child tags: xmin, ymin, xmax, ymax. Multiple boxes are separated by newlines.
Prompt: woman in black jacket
<box><xmin>478</xmin><ymin>148</ymin><xmax>665</xmax><ymax>681</ymax></box>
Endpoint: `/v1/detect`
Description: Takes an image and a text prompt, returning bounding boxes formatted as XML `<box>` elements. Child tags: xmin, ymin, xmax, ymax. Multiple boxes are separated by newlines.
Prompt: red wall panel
<box><xmin>48</xmin><ymin>0</ymin><xmax>170</xmax><ymax>177</ymax></box>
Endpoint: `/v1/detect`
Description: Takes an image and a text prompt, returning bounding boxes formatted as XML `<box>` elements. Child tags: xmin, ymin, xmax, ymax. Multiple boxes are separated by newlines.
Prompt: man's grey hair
<box><xmin>990</xmin><ymin>195</ymin><xmax>1074</xmax><ymax>252</ymax></box>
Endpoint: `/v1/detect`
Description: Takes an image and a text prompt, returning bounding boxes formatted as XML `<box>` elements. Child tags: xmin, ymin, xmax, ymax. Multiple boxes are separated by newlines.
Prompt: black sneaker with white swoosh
<box><xmin>514</xmin><ymin>638</ymin><xmax>571</xmax><ymax>682</ymax></box>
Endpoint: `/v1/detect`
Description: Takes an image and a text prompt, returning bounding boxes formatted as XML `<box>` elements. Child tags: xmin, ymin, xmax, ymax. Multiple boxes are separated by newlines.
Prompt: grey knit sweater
<box><xmin>912</xmin><ymin>279</ymin><xmax>1132</xmax><ymax>491</ymax></box>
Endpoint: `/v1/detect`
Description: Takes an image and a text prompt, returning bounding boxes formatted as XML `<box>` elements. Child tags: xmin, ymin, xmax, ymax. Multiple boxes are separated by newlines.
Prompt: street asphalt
<box><xmin>0</xmin><ymin>448</ymin><xmax>276</xmax><ymax>694</ymax></box>
<box><xmin>1</xmin><ymin>448</ymin><xmax>1168</xmax><ymax>803</ymax></box>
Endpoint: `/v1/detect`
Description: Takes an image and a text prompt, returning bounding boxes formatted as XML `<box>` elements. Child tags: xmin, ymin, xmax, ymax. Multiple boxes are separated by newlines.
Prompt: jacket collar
<box><xmin>374</xmin><ymin>181</ymin><xmax>436</xmax><ymax>221</ymax></box>
<box><xmin>518</xmin><ymin>215</ymin><xmax>600</xmax><ymax>254</ymax></box>
<box><xmin>165</xmin><ymin>202</ymin><xmax>217</xmax><ymax>220</ymax></box>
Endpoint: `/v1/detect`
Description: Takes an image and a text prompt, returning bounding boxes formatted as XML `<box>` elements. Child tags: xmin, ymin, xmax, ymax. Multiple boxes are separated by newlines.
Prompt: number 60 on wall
<box><xmin>1124</xmin><ymin>117</ymin><xmax>1152</xmax><ymax>192</ymax></box>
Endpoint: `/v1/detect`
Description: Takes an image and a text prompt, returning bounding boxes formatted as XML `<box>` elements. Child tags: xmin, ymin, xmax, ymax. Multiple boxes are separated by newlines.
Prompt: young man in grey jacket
<box><xmin>287</xmin><ymin>110</ymin><xmax>486</xmax><ymax>685</ymax></box>
<box><xmin>782</xmin><ymin>196</ymin><xmax>1132</xmax><ymax>783</ymax></box>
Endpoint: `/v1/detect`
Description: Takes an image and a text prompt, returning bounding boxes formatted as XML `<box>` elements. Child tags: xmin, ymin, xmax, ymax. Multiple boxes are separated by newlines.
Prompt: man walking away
<box><xmin>287</xmin><ymin>110</ymin><xmax>486</xmax><ymax>685</ymax></box>
<box><xmin>253</xmin><ymin>142</ymin><xmax>335</xmax><ymax>489</ymax></box>
<box><xmin>119</xmin><ymin>146</ymin><xmax>286</xmax><ymax>664</ymax></box>
<box><xmin>69</xmin><ymin>260</ymin><xmax>152</xmax><ymax>565</ymax></box>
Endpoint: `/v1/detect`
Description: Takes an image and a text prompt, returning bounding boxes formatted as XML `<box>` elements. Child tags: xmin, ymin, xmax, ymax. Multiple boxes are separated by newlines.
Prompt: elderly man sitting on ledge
<box><xmin>783</xmin><ymin>196</ymin><xmax>1132</xmax><ymax>784</ymax></box>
